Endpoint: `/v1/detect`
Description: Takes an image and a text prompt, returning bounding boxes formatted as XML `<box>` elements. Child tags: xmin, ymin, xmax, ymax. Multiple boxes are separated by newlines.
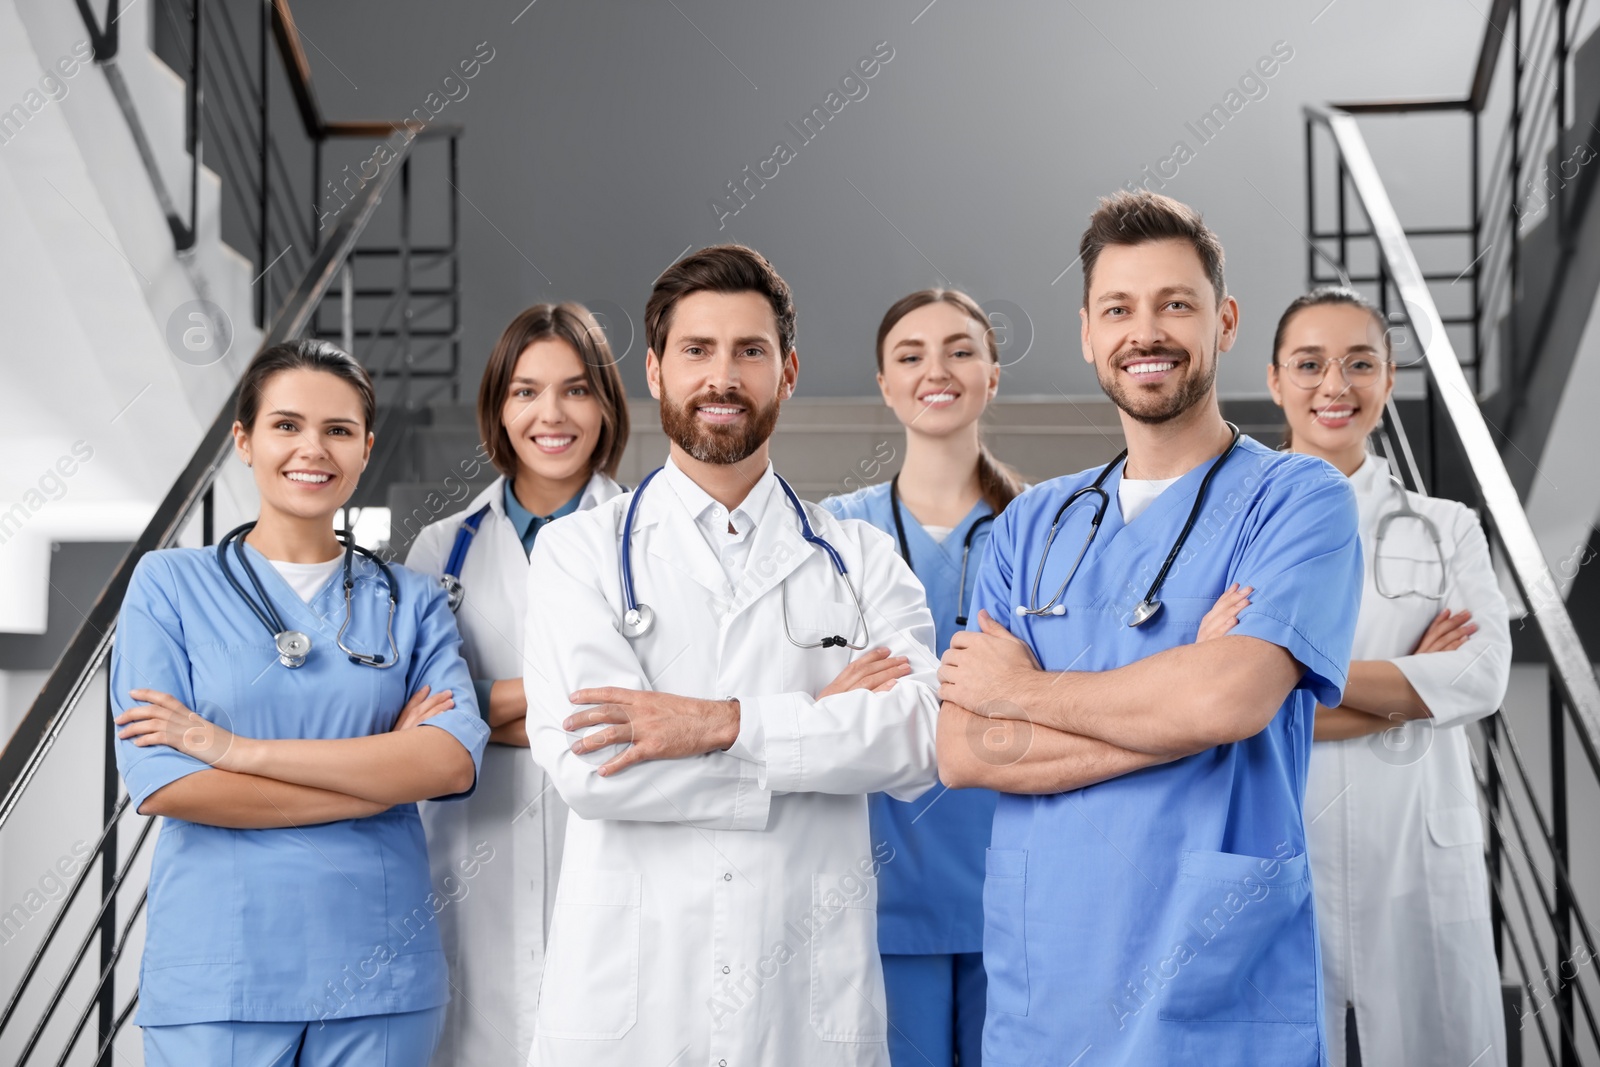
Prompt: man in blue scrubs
<box><xmin>936</xmin><ymin>191</ymin><xmax>1361</xmax><ymax>1065</ymax></box>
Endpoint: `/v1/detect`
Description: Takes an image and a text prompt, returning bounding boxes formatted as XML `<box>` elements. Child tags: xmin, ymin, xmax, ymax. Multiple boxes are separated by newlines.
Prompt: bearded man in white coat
<box><xmin>522</xmin><ymin>244</ymin><xmax>943</xmax><ymax>1067</ymax></box>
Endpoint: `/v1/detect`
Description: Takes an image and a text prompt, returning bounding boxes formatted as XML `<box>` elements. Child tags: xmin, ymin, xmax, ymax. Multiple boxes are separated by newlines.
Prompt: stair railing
<box><xmin>0</xmin><ymin>1</ymin><xmax>467</xmax><ymax>1061</ymax></box>
<box><xmin>1309</xmin><ymin>101</ymin><xmax>1600</xmax><ymax>1067</ymax></box>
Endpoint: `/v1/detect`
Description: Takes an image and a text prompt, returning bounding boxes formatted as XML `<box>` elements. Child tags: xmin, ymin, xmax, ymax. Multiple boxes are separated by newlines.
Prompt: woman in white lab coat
<box><xmin>406</xmin><ymin>302</ymin><xmax>630</xmax><ymax>1066</ymax></box>
<box><xmin>1266</xmin><ymin>287</ymin><xmax>1511</xmax><ymax>1067</ymax></box>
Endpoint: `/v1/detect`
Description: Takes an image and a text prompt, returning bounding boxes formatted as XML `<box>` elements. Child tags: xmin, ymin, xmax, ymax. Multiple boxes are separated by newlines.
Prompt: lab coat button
<box><xmin>723</xmin><ymin>872</ymin><xmax>732</xmax><ymax>881</ymax></box>
<box><xmin>721</xmin><ymin>965</ymin><xmax>730</xmax><ymax>974</ymax></box>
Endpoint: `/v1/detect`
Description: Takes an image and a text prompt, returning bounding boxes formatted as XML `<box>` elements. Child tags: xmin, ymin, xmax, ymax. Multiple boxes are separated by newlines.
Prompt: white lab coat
<box><xmin>408</xmin><ymin>471</ymin><xmax>624</xmax><ymax>1067</ymax></box>
<box><xmin>522</xmin><ymin>463</ymin><xmax>942</xmax><ymax>1067</ymax></box>
<box><xmin>1306</xmin><ymin>454</ymin><xmax>1511</xmax><ymax>1067</ymax></box>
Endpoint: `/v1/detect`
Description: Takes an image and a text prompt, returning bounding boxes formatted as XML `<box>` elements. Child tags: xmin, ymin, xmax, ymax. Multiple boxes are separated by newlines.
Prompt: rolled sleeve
<box><xmin>420</xmin><ymin>707</ymin><xmax>492</xmax><ymax>800</ymax></box>
<box><xmin>1389</xmin><ymin>508</ymin><xmax>1511</xmax><ymax>727</ymax></box>
<box><xmin>110</xmin><ymin>554</ymin><xmax>212</xmax><ymax>813</ymax></box>
<box><xmin>406</xmin><ymin>575</ymin><xmax>488</xmax><ymax>800</ymax></box>
<box><xmin>1228</xmin><ymin>463</ymin><xmax>1363</xmax><ymax>708</ymax></box>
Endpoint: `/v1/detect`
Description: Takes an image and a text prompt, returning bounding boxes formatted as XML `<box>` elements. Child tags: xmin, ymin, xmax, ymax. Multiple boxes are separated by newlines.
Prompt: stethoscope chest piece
<box><xmin>1127</xmin><ymin>598</ymin><xmax>1162</xmax><ymax>628</ymax></box>
<box><xmin>274</xmin><ymin>630</ymin><xmax>312</xmax><ymax>668</ymax></box>
<box><xmin>440</xmin><ymin>573</ymin><xmax>465</xmax><ymax>613</ymax></box>
<box><xmin>621</xmin><ymin>603</ymin><xmax>655</xmax><ymax>638</ymax></box>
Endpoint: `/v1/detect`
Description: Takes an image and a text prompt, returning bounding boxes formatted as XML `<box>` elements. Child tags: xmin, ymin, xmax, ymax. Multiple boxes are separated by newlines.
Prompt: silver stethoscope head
<box><xmin>1127</xmin><ymin>598</ymin><xmax>1163</xmax><ymax>627</ymax></box>
<box><xmin>621</xmin><ymin>604</ymin><xmax>655</xmax><ymax>638</ymax></box>
<box><xmin>440</xmin><ymin>573</ymin><xmax>465</xmax><ymax>614</ymax></box>
<box><xmin>274</xmin><ymin>629</ymin><xmax>312</xmax><ymax>669</ymax></box>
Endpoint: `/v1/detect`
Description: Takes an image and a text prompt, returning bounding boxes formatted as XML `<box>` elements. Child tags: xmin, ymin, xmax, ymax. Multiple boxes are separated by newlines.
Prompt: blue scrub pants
<box><xmin>142</xmin><ymin>1005</ymin><xmax>445</xmax><ymax>1066</ymax></box>
<box><xmin>882</xmin><ymin>952</ymin><xmax>986</xmax><ymax>1066</ymax></box>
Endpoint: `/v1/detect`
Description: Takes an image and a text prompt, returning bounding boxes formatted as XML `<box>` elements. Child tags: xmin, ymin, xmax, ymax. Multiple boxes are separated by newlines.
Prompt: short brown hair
<box><xmin>875</xmin><ymin>288</ymin><xmax>1025</xmax><ymax>513</ymax></box>
<box><xmin>1079</xmin><ymin>191</ymin><xmax>1226</xmax><ymax>310</ymax></box>
<box><xmin>646</xmin><ymin>244</ymin><xmax>796</xmax><ymax>360</ymax></box>
<box><xmin>477</xmin><ymin>302</ymin><xmax>631</xmax><ymax>480</ymax></box>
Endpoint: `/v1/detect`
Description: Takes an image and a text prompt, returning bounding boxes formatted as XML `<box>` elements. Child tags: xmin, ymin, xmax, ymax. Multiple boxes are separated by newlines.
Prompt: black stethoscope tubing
<box><xmin>887</xmin><ymin>474</ymin><xmax>994</xmax><ymax>627</ymax></box>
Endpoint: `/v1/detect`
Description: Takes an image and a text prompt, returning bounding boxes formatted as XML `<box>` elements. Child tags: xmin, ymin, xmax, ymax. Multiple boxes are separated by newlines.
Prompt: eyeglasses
<box><xmin>1275</xmin><ymin>354</ymin><xmax>1388</xmax><ymax>389</ymax></box>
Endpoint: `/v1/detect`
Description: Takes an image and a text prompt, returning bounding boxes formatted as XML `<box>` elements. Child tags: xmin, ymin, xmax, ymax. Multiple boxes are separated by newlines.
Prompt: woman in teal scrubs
<box><xmin>111</xmin><ymin>340</ymin><xmax>489</xmax><ymax>1066</ymax></box>
<box><xmin>824</xmin><ymin>288</ymin><xmax>1024</xmax><ymax>1066</ymax></box>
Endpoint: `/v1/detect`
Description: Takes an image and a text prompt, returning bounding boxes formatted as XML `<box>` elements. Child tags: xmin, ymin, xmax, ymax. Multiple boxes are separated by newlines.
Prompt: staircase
<box><xmin>1304</xmin><ymin>2</ymin><xmax>1600</xmax><ymax>1060</ymax></box>
<box><xmin>0</xmin><ymin>1</ymin><xmax>463</xmax><ymax>1062</ymax></box>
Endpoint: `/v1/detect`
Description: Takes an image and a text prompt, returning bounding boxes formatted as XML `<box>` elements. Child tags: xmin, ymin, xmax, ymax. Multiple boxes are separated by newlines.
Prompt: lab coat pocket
<box><xmin>1158</xmin><ymin>849</ymin><xmax>1317</xmax><ymax>1025</ymax></box>
<box><xmin>537</xmin><ymin>870</ymin><xmax>640</xmax><ymax>1040</ymax></box>
<box><xmin>1425</xmin><ymin>806</ymin><xmax>1490</xmax><ymax>924</ymax></box>
<box><xmin>809</xmin><ymin>871</ymin><xmax>888</xmax><ymax>1042</ymax></box>
<box><xmin>982</xmin><ymin>849</ymin><xmax>1029</xmax><ymax>1017</ymax></box>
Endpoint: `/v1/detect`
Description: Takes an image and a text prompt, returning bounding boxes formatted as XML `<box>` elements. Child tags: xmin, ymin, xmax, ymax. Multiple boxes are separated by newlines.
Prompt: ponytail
<box><xmin>976</xmin><ymin>444</ymin><xmax>1025</xmax><ymax>514</ymax></box>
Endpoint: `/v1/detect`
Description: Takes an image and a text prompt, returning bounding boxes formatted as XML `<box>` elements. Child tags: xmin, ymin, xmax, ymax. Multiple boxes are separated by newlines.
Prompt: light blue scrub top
<box><xmin>971</xmin><ymin>437</ymin><xmax>1361</xmax><ymax>1067</ymax></box>
<box><xmin>110</xmin><ymin>546</ymin><xmax>490</xmax><ymax>1027</ymax></box>
<box><xmin>824</xmin><ymin>483</ymin><xmax>998</xmax><ymax>956</ymax></box>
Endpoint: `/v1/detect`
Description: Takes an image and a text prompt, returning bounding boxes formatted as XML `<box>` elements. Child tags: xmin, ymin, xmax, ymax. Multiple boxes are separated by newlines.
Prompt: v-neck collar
<box><xmin>231</xmin><ymin>539</ymin><xmax>363</xmax><ymax>639</ymax></box>
<box><xmin>895</xmin><ymin>493</ymin><xmax>993</xmax><ymax>579</ymax></box>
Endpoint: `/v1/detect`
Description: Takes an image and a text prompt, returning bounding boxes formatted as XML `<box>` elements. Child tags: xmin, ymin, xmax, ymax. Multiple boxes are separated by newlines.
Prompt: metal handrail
<box><xmin>1306</xmin><ymin>104</ymin><xmax>1600</xmax><ymax>783</ymax></box>
<box><xmin>0</xmin><ymin>128</ymin><xmax>414</xmax><ymax>833</ymax></box>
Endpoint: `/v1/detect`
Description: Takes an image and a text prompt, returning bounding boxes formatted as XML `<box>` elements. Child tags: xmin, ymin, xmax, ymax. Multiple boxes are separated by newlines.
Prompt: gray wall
<box><xmin>296</xmin><ymin>1</ymin><xmax>1482</xmax><ymax>400</ymax></box>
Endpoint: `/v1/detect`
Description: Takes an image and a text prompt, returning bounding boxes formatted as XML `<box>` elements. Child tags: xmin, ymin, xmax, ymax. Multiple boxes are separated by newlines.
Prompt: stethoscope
<box><xmin>1016</xmin><ymin>423</ymin><xmax>1242</xmax><ymax>627</ymax></box>
<box><xmin>619</xmin><ymin>466</ymin><xmax>870</xmax><ymax>650</ymax></box>
<box><xmin>438</xmin><ymin>504</ymin><xmax>492</xmax><ymax>613</ymax></box>
<box><xmin>1374</xmin><ymin>474</ymin><xmax>1447</xmax><ymax>600</ymax></box>
<box><xmin>888</xmin><ymin>475</ymin><xmax>993</xmax><ymax>627</ymax></box>
<box><xmin>217</xmin><ymin>522</ymin><xmax>401</xmax><ymax>669</ymax></box>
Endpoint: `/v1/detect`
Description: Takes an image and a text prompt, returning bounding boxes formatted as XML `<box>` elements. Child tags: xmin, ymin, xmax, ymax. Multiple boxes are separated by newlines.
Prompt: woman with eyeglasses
<box><xmin>1263</xmin><ymin>287</ymin><xmax>1511</xmax><ymax>1067</ymax></box>
<box><xmin>823</xmin><ymin>288</ymin><xmax>1025</xmax><ymax>1067</ymax></box>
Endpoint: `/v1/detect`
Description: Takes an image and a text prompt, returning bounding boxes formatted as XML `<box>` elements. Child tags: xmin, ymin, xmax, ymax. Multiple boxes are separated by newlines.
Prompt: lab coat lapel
<box><xmin>722</xmin><ymin>486</ymin><xmax>810</xmax><ymax>620</ymax></box>
<box><xmin>641</xmin><ymin>484</ymin><xmax>733</xmax><ymax>598</ymax></box>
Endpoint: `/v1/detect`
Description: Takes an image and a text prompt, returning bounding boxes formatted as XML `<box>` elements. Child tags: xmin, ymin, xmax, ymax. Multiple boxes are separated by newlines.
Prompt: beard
<box><xmin>1095</xmin><ymin>342</ymin><xmax>1218</xmax><ymax>425</ymax></box>
<box><xmin>659</xmin><ymin>385</ymin><xmax>783</xmax><ymax>465</ymax></box>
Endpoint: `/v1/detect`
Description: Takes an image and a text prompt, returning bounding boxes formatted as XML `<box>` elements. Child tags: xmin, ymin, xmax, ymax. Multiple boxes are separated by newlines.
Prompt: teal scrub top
<box><xmin>110</xmin><ymin>546</ymin><xmax>490</xmax><ymax>1026</ymax></box>
<box><xmin>972</xmin><ymin>438</ymin><xmax>1361</xmax><ymax>1066</ymax></box>
<box><xmin>824</xmin><ymin>482</ymin><xmax>999</xmax><ymax>956</ymax></box>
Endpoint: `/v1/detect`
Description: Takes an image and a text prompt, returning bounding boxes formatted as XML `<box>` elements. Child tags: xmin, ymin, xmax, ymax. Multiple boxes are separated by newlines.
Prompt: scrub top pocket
<box><xmin>981</xmin><ymin>849</ymin><xmax>1030</xmax><ymax>1018</ymax></box>
<box><xmin>1158</xmin><ymin>848</ymin><xmax>1318</xmax><ymax>1025</ymax></box>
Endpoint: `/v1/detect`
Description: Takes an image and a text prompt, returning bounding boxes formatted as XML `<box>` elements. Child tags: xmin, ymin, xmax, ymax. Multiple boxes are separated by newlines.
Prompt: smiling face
<box><xmin>646</xmin><ymin>289</ymin><xmax>797</xmax><ymax>466</ymax></box>
<box><xmin>1268</xmin><ymin>302</ymin><xmax>1393</xmax><ymax>456</ymax></box>
<box><xmin>877</xmin><ymin>300</ymin><xmax>999</xmax><ymax>437</ymax></box>
<box><xmin>1080</xmin><ymin>237</ymin><xmax>1238</xmax><ymax>425</ymax></box>
<box><xmin>500</xmin><ymin>337</ymin><xmax>605</xmax><ymax>487</ymax></box>
<box><xmin>232</xmin><ymin>367</ymin><xmax>372</xmax><ymax>523</ymax></box>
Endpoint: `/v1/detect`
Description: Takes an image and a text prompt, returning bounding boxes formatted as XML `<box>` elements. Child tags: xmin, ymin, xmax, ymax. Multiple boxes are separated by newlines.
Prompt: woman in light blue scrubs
<box><xmin>824</xmin><ymin>288</ymin><xmax>1024</xmax><ymax>1067</ymax></box>
<box><xmin>111</xmin><ymin>340</ymin><xmax>490</xmax><ymax>1066</ymax></box>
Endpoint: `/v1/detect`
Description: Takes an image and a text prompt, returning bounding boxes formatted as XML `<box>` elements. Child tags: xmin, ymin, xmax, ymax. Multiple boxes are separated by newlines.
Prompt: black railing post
<box><xmin>1470</xmin><ymin>110</ymin><xmax>1482</xmax><ymax>396</ymax></box>
<box><xmin>399</xmin><ymin>155</ymin><xmax>414</xmax><ymax>454</ymax></box>
<box><xmin>1550</xmin><ymin>672</ymin><xmax>1576</xmax><ymax>1065</ymax></box>
<box><xmin>1554</xmin><ymin>0</ymin><xmax>1570</xmax><ymax>258</ymax></box>
<box><xmin>94</xmin><ymin>685</ymin><xmax>118</xmax><ymax>1067</ymax></box>
<box><xmin>1485</xmin><ymin>710</ymin><xmax>1506</xmax><ymax>965</ymax></box>
<box><xmin>1336</xmin><ymin>156</ymin><xmax>1349</xmax><ymax>276</ymax></box>
<box><xmin>449</xmin><ymin>134</ymin><xmax>461</xmax><ymax>403</ymax></box>
<box><xmin>256</xmin><ymin>0</ymin><xmax>269</xmax><ymax>328</ymax></box>
<box><xmin>1304</xmin><ymin>117</ymin><xmax>1317</xmax><ymax>287</ymax></box>
<box><xmin>1509</xmin><ymin>0</ymin><xmax>1522</xmax><ymax>391</ymax></box>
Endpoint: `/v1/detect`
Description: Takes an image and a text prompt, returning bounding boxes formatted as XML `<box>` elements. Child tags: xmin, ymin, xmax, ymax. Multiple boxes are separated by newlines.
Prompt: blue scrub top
<box><xmin>824</xmin><ymin>483</ymin><xmax>999</xmax><ymax>956</ymax></box>
<box><xmin>970</xmin><ymin>436</ymin><xmax>1360</xmax><ymax>1066</ymax></box>
<box><xmin>110</xmin><ymin>545</ymin><xmax>490</xmax><ymax>1027</ymax></box>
